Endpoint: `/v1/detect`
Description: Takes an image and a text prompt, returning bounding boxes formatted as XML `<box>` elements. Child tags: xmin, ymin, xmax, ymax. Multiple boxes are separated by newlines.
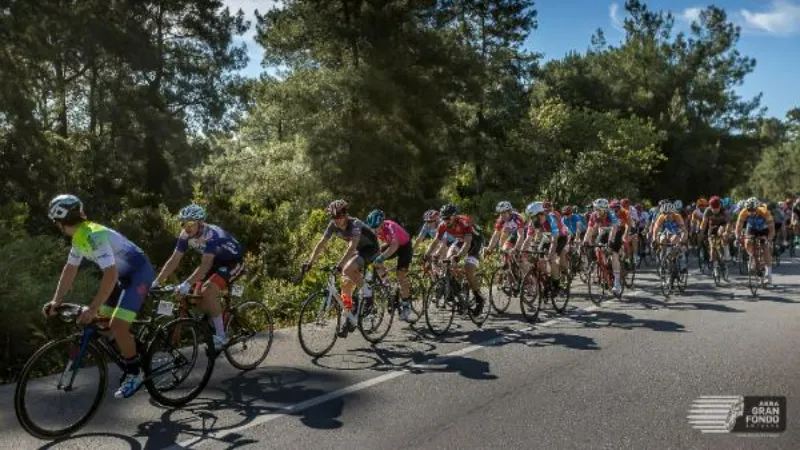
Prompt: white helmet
<box><xmin>496</xmin><ymin>201</ymin><xmax>513</xmax><ymax>213</ymax></box>
<box><xmin>673</xmin><ymin>199</ymin><xmax>683</xmax><ymax>210</ymax></box>
<box><xmin>525</xmin><ymin>201</ymin><xmax>544</xmax><ymax>216</ymax></box>
<box><xmin>592</xmin><ymin>198</ymin><xmax>609</xmax><ymax>210</ymax></box>
<box><xmin>178</xmin><ymin>204</ymin><xmax>207</xmax><ymax>222</ymax></box>
<box><xmin>48</xmin><ymin>194</ymin><xmax>83</xmax><ymax>221</ymax></box>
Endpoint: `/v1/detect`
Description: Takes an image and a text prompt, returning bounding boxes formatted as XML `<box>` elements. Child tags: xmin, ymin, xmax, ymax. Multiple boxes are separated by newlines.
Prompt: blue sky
<box><xmin>225</xmin><ymin>0</ymin><xmax>800</xmax><ymax>119</ymax></box>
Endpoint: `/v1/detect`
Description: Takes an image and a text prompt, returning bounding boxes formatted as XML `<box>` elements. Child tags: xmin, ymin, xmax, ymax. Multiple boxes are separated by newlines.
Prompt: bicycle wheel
<box><xmin>550</xmin><ymin>273</ymin><xmax>571</xmax><ymax>314</ymax></box>
<box><xmin>15</xmin><ymin>336</ymin><xmax>107</xmax><ymax>440</ymax></box>
<box><xmin>659</xmin><ymin>258</ymin><xmax>672</xmax><ymax>298</ymax></box>
<box><xmin>677</xmin><ymin>267</ymin><xmax>689</xmax><ymax>294</ymax></box>
<box><xmin>712</xmin><ymin>260</ymin><xmax>722</xmax><ymax>286</ymax></box>
<box><xmin>224</xmin><ymin>301</ymin><xmax>274</xmax><ymax>370</ymax></box>
<box><xmin>468</xmin><ymin>271</ymin><xmax>492</xmax><ymax>327</ymax></box>
<box><xmin>488</xmin><ymin>266</ymin><xmax>513</xmax><ymax>314</ymax></box>
<box><xmin>585</xmin><ymin>262</ymin><xmax>603</xmax><ymax>305</ymax></box>
<box><xmin>623</xmin><ymin>258</ymin><xmax>636</xmax><ymax>289</ymax></box>
<box><xmin>359</xmin><ymin>284</ymin><xmax>395</xmax><ymax>344</ymax></box>
<box><xmin>297</xmin><ymin>290</ymin><xmax>341</xmax><ymax>357</ymax></box>
<box><xmin>143</xmin><ymin>317</ymin><xmax>215</xmax><ymax>407</ymax></box>
<box><xmin>406</xmin><ymin>271</ymin><xmax>427</xmax><ymax>324</ymax></box>
<box><xmin>747</xmin><ymin>263</ymin><xmax>761</xmax><ymax>297</ymax></box>
<box><xmin>424</xmin><ymin>277</ymin><xmax>455</xmax><ymax>336</ymax></box>
<box><xmin>519</xmin><ymin>268</ymin><xmax>543</xmax><ymax>322</ymax></box>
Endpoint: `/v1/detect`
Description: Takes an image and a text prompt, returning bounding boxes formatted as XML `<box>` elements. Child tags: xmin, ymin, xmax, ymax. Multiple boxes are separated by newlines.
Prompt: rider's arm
<box><xmin>456</xmin><ymin>233</ymin><xmax>473</xmax><ymax>260</ymax></box>
<box><xmin>183</xmin><ymin>253</ymin><xmax>215</xmax><ymax>286</ymax></box>
<box><xmin>413</xmin><ymin>227</ymin><xmax>427</xmax><ymax>251</ymax></box>
<box><xmin>425</xmin><ymin>225</ymin><xmax>446</xmax><ymax>259</ymax></box>
<box><xmin>676</xmin><ymin>216</ymin><xmax>688</xmax><ymax>243</ymax></box>
<box><xmin>154</xmin><ymin>249</ymin><xmax>185</xmax><ymax>285</ymax></box>
<box><xmin>380</xmin><ymin>238</ymin><xmax>400</xmax><ymax>260</ymax></box>
<box><xmin>734</xmin><ymin>211</ymin><xmax>745</xmax><ymax>237</ymax></box>
<box><xmin>487</xmin><ymin>229</ymin><xmax>500</xmax><ymax>252</ymax></box>
<box><xmin>89</xmin><ymin>265</ymin><xmax>119</xmax><ymax>313</ymax></box>
<box><xmin>52</xmin><ymin>262</ymin><xmax>80</xmax><ymax>305</ymax></box>
<box><xmin>307</xmin><ymin>236</ymin><xmax>330</xmax><ymax>265</ymax></box>
<box><xmin>766</xmin><ymin>212</ymin><xmax>776</xmax><ymax>240</ymax></box>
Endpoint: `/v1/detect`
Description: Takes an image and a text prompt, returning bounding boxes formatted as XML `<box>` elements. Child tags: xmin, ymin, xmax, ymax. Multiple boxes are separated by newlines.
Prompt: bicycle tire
<box><xmin>467</xmin><ymin>271</ymin><xmax>492</xmax><ymax>327</ymax></box>
<box><xmin>550</xmin><ymin>273</ymin><xmax>571</xmax><ymax>314</ymax></box>
<box><xmin>585</xmin><ymin>262</ymin><xmax>602</xmax><ymax>305</ymax></box>
<box><xmin>519</xmin><ymin>268</ymin><xmax>544</xmax><ymax>322</ymax></box>
<box><xmin>15</xmin><ymin>336</ymin><xmax>107</xmax><ymax>440</ymax></box>
<box><xmin>488</xmin><ymin>266</ymin><xmax>513</xmax><ymax>314</ymax></box>
<box><xmin>225</xmin><ymin>301</ymin><xmax>274</xmax><ymax>370</ymax></box>
<box><xmin>406</xmin><ymin>271</ymin><xmax>427</xmax><ymax>324</ymax></box>
<box><xmin>424</xmin><ymin>277</ymin><xmax>455</xmax><ymax>336</ymax></box>
<box><xmin>623</xmin><ymin>258</ymin><xmax>636</xmax><ymax>289</ymax></box>
<box><xmin>359</xmin><ymin>284</ymin><xmax>395</xmax><ymax>344</ymax></box>
<box><xmin>297</xmin><ymin>290</ymin><xmax>341</xmax><ymax>357</ymax></box>
<box><xmin>143</xmin><ymin>317</ymin><xmax>215</xmax><ymax>407</ymax></box>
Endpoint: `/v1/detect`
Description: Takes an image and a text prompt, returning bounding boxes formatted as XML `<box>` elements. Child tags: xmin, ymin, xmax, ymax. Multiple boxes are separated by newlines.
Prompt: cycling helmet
<box><xmin>525</xmin><ymin>201</ymin><xmax>545</xmax><ymax>216</ymax></box>
<box><xmin>745</xmin><ymin>197</ymin><xmax>759</xmax><ymax>211</ymax></box>
<box><xmin>658</xmin><ymin>199</ymin><xmax>669</xmax><ymax>207</ymax></box>
<box><xmin>178</xmin><ymin>204</ymin><xmax>207</xmax><ymax>222</ymax></box>
<box><xmin>326</xmin><ymin>199</ymin><xmax>348</xmax><ymax>217</ymax></box>
<box><xmin>48</xmin><ymin>194</ymin><xmax>83</xmax><ymax>222</ymax></box>
<box><xmin>621</xmin><ymin>198</ymin><xmax>631</xmax><ymax>208</ymax></box>
<box><xmin>562</xmin><ymin>205</ymin><xmax>574</xmax><ymax>216</ymax></box>
<box><xmin>709</xmin><ymin>196</ymin><xmax>721</xmax><ymax>209</ymax></box>
<box><xmin>672</xmin><ymin>199</ymin><xmax>683</xmax><ymax>210</ymax></box>
<box><xmin>423</xmin><ymin>209</ymin><xmax>440</xmax><ymax>221</ymax></box>
<box><xmin>440</xmin><ymin>204</ymin><xmax>458</xmax><ymax>219</ymax></box>
<box><xmin>592</xmin><ymin>198</ymin><xmax>609</xmax><ymax>210</ymax></box>
<box><xmin>542</xmin><ymin>200</ymin><xmax>552</xmax><ymax>211</ymax></box>
<box><xmin>722</xmin><ymin>197</ymin><xmax>732</xmax><ymax>209</ymax></box>
<box><xmin>697</xmin><ymin>197</ymin><xmax>709</xmax><ymax>208</ymax></box>
<box><xmin>495</xmin><ymin>201</ymin><xmax>513</xmax><ymax>213</ymax></box>
<box><xmin>365</xmin><ymin>209</ymin><xmax>385</xmax><ymax>228</ymax></box>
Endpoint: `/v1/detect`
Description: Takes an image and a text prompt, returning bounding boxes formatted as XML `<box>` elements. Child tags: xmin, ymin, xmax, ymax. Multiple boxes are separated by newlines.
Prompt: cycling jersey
<box><xmin>67</xmin><ymin>221</ymin><xmax>153</xmax><ymax>323</ymax></box>
<box><xmin>324</xmin><ymin>217</ymin><xmax>379</xmax><ymax>250</ymax></box>
<box><xmin>588</xmin><ymin>210</ymin><xmax>619</xmax><ymax>229</ymax></box>
<box><xmin>562</xmin><ymin>214</ymin><xmax>586</xmax><ymax>235</ymax></box>
<box><xmin>528</xmin><ymin>211</ymin><xmax>569</xmax><ymax>238</ymax></box>
<box><xmin>654</xmin><ymin>213</ymin><xmax>685</xmax><ymax>234</ymax></box>
<box><xmin>702</xmin><ymin>207</ymin><xmax>730</xmax><ymax>228</ymax></box>
<box><xmin>419</xmin><ymin>222</ymin><xmax>456</xmax><ymax>245</ymax></box>
<box><xmin>494</xmin><ymin>212</ymin><xmax>525</xmax><ymax>235</ymax></box>
<box><xmin>68</xmin><ymin>221</ymin><xmax>150</xmax><ymax>277</ymax></box>
<box><xmin>615</xmin><ymin>208</ymin><xmax>633</xmax><ymax>228</ymax></box>
<box><xmin>376</xmin><ymin>220</ymin><xmax>410</xmax><ymax>246</ymax></box>
<box><xmin>737</xmin><ymin>207</ymin><xmax>773</xmax><ymax>231</ymax></box>
<box><xmin>176</xmin><ymin>224</ymin><xmax>243</xmax><ymax>262</ymax></box>
<box><xmin>436</xmin><ymin>215</ymin><xmax>481</xmax><ymax>241</ymax></box>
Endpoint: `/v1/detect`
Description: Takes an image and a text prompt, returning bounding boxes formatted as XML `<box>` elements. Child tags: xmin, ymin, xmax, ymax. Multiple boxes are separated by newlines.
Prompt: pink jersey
<box><xmin>377</xmin><ymin>220</ymin><xmax>410</xmax><ymax>246</ymax></box>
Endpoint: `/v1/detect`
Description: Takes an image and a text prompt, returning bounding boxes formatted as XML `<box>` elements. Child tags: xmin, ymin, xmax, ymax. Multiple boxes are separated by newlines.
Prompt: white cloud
<box><xmin>679</xmin><ymin>6</ymin><xmax>702</xmax><ymax>24</ymax></box>
<box><xmin>223</xmin><ymin>0</ymin><xmax>283</xmax><ymax>74</ymax></box>
<box><xmin>609</xmin><ymin>2</ymin><xmax>623</xmax><ymax>30</ymax></box>
<box><xmin>740</xmin><ymin>0</ymin><xmax>800</xmax><ymax>34</ymax></box>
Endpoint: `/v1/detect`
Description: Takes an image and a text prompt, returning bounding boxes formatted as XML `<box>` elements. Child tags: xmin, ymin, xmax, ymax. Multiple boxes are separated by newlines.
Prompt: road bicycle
<box><xmin>487</xmin><ymin>249</ymin><xmax>525</xmax><ymax>314</ymax></box>
<box><xmin>423</xmin><ymin>260</ymin><xmax>490</xmax><ymax>336</ymax></box>
<box><xmin>297</xmin><ymin>265</ymin><xmax>394</xmax><ymax>357</ymax></box>
<box><xmin>658</xmin><ymin>243</ymin><xmax>688</xmax><ymax>298</ymax></box>
<box><xmin>518</xmin><ymin>250</ymin><xmax>572</xmax><ymax>322</ymax></box>
<box><xmin>15</xmin><ymin>302</ymin><xmax>213</xmax><ymax>440</ymax></box>
<box><xmin>745</xmin><ymin>236</ymin><xmax>770</xmax><ymax>297</ymax></box>
<box><xmin>708</xmin><ymin>234</ymin><xmax>729</xmax><ymax>287</ymax></box>
<box><xmin>583</xmin><ymin>243</ymin><xmax>624</xmax><ymax>305</ymax></box>
<box><xmin>151</xmin><ymin>280</ymin><xmax>274</xmax><ymax>371</ymax></box>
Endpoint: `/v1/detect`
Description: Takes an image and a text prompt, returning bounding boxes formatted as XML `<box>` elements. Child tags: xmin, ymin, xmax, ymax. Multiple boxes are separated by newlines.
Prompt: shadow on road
<box><xmin>573</xmin><ymin>310</ymin><xmax>687</xmax><ymax>333</ymax></box>
<box><xmin>38</xmin><ymin>432</ymin><xmax>143</xmax><ymax>450</ymax></box>
<box><xmin>134</xmin><ymin>366</ymin><xmax>356</xmax><ymax>449</ymax></box>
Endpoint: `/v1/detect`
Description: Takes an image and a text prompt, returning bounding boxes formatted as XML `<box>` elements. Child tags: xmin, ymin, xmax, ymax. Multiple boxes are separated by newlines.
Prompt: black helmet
<box><xmin>440</xmin><ymin>204</ymin><xmax>458</xmax><ymax>219</ymax></box>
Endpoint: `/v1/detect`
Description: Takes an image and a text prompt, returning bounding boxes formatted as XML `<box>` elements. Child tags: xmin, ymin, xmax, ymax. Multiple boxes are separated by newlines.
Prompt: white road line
<box><xmin>165</xmin><ymin>305</ymin><xmax>601</xmax><ymax>449</ymax></box>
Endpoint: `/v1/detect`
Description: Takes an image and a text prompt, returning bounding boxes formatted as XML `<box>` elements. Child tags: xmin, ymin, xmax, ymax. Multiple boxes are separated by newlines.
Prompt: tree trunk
<box><xmin>55</xmin><ymin>54</ymin><xmax>68</xmax><ymax>136</ymax></box>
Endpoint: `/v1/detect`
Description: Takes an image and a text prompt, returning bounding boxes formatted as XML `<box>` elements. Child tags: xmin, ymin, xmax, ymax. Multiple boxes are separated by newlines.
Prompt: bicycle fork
<box><xmin>58</xmin><ymin>327</ymin><xmax>96</xmax><ymax>391</ymax></box>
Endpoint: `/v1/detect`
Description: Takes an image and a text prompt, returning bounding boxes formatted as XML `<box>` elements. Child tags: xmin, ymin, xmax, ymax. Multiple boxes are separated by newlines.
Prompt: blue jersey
<box><xmin>420</xmin><ymin>222</ymin><xmax>456</xmax><ymax>245</ymax></box>
<box><xmin>176</xmin><ymin>224</ymin><xmax>243</xmax><ymax>262</ymax></box>
<box><xmin>561</xmin><ymin>214</ymin><xmax>586</xmax><ymax>235</ymax></box>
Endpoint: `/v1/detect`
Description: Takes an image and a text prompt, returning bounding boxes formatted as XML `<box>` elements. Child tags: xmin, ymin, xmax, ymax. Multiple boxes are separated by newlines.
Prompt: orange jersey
<box><xmin>653</xmin><ymin>212</ymin><xmax>685</xmax><ymax>234</ymax></box>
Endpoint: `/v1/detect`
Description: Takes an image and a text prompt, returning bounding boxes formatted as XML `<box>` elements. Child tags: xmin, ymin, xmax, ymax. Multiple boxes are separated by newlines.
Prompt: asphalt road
<box><xmin>2</xmin><ymin>253</ymin><xmax>799</xmax><ymax>450</ymax></box>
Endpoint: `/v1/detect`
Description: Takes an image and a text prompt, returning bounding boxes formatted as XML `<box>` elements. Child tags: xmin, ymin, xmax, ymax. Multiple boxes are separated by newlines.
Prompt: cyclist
<box><xmin>152</xmin><ymin>204</ymin><xmax>244</xmax><ymax>350</ymax></box>
<box><xmin>652</xmin><ymin>202</ymin><xmax>689</xmax><ymax>270</ymax></box>
<box><xmin>365</xmin><ymin>209</ymin><xmax>414</xmax><ymax>321</ymax></box>
<box><xmin>485</xmin><ymin>201</ymin><xmax>525</xmax><ymax>257</ymax></box>
<box><xmin>519</xmin><ymin>201</ymin><xmax>570</xmax><ymax>290</ymax></box>
<box><xmin>735</xmin><ymin>197</ymin><xmax>775</xmax><ymax>284</ymax></box>
<box><xmin>582</xmin><ymin>198</ymin><xmax>625</xmax><ymax>295</ymax></box>
<box><xmin>767</xmin><ymin>201</ymin><xmax>789</xmax><ymax>249</ymax></box>
<box><xmin>305</xmin><ymin>200</ymin><xmax>380</xmax><ymax>335</ymax></box>
<box><xmin>610</xmin><ymin>200</ymin><xmax>635</xmax><ymax>264</ymax></box>
<box><xmin>423</xmin><ymin>204</ymin><xmax>486</xmax><ymax>315</ymax></box>
<box><xmin>561</xmin><ymin>205</ymin><xmax>586</xmax><ymax>242</ymax></box>
<box><xmin>42</xmin><ymin>195</ymin><xmax>155</xmax><ymax>399</ymax></box>
<box><xmin>413</xmin><ymin>209</ymin><xmax>454</xmax><ymax>259</ymax></box>
<box><xmin>700</xmin><ymin>196</ymin><xmax>732</xmax><ymax>277</ymax></box>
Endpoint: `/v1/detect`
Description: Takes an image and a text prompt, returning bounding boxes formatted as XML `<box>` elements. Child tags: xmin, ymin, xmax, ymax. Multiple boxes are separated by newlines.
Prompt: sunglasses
<box><xmin>180</xmin><ymin>221</ymin><xmax>198</xmax><ymax>229</ymax></box>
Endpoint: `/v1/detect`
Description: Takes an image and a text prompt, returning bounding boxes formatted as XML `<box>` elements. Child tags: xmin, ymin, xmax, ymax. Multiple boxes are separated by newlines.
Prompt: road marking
<box><xmin>165</xmin><ymin>305</ymin><xmax>601</xmax><ymax>449</ymax></box>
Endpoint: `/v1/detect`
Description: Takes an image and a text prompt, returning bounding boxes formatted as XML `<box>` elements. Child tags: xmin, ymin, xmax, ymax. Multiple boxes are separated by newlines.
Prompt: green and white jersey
<box><xmin>67</xmin><ymin>222</ymin><xmax>149</xmax><ymax>277</ymax></box>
